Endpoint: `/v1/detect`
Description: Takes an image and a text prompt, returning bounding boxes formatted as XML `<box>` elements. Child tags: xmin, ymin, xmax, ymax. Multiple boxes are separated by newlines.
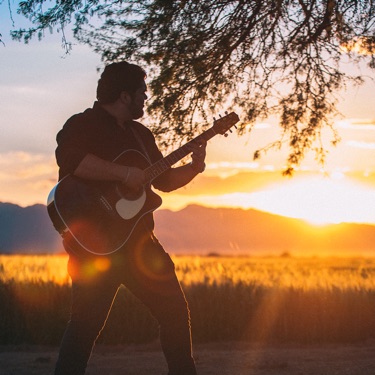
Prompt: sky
<box><xmin>1</xmin><ymin>7</ymin><xmax>375</xmax><ymax>226</ymax></box>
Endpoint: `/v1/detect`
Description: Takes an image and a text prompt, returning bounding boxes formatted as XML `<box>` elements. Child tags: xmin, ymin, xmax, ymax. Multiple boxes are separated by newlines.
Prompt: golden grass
<box><xmin>1</xmin><ymin>254</ymin><xmax>375</xmax><ymax>345</ymax></box>
<box><xmin>1</xmin><ymin>254</ymin><xmax>375</xmax><ymax>291</ymax></box>
<box><xmin>0</xmin><ymin>254</ymin><xmax>70</xmax><ymax>285</ymax></box>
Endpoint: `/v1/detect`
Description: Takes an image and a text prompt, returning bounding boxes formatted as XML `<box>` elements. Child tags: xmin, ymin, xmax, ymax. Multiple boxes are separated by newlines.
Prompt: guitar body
<box><xmin>47</xmin><ymin>150</ymin><xmax>162</xmax><ymax>256</ymax></box>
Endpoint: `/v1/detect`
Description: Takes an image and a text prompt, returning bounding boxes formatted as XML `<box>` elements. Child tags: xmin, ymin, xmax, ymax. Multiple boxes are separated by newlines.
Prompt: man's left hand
<box><xmin>189</xmin><ymin>140</ymin><xmax>207</xmax><ymax>173</ymax></box>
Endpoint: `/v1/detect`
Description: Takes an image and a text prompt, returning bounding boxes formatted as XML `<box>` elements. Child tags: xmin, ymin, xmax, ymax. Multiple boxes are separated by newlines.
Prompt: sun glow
<box><xmin>341</xmin><ymin>36</ymin><xmax>375</xmax><ymax>55</ymax></box>
<box><xmin>161</xmin><ymin>174</ymin><xmax>375</xmax><ymax>226</ymax></box>
<box><xmin>248</xmin><ymin>174</ymin><xmax>375</xmax><ymax>226</ymax></box>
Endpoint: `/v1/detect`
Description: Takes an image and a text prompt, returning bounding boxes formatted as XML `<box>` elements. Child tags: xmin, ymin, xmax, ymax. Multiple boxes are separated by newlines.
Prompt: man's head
<box><xmin>97</xmin><ymin>62</ymin><xmax>147</xmax><ymax>119</ymax></box>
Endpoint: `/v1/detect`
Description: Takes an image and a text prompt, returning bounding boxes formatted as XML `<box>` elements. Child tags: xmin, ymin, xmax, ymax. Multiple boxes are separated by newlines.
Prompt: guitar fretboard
<box><xmin>144</xmin><ymin>128</ymin><xmax>216</xmax><ymax>182</ymax></box>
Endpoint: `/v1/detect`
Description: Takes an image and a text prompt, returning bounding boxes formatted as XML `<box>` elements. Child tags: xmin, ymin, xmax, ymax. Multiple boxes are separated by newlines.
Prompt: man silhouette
<box><xmin>54</xmin><ymin>61</ymin><xmax>206</xmax><ymax>375</ymax></box>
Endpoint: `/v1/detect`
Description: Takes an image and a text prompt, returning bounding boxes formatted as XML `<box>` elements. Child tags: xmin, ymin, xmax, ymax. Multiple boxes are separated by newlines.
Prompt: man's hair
<box><xmin>96</xmin><ymin>62</ymin><xmax>146</xmax><ymax>104</ymax></box>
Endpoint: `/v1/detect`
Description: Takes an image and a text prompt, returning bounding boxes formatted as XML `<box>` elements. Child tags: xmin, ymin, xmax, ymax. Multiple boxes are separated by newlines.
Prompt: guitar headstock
<box><xmin>212</xmin><ymin>112</ymin><xmax>240</xmax><ymax>136</ymax></box>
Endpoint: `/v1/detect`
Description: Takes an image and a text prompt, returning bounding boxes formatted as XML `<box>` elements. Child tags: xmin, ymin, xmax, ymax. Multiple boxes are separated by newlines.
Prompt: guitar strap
<box><xmin>130</xmin><ymin>124</ymin><xmax>152</xmax><ymax>164</ymax></box>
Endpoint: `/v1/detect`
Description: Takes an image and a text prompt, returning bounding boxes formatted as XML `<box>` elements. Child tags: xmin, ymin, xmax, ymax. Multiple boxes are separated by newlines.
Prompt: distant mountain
<box><xmin>0</xmin><ymin>202</ymin><xmax>60</xmax><ymax>254</ymax></box>
<box><xmin>154</xmin><ymin>205</ymin><xmax>375</xmax><ymax>256</ymax></box>
<box><xmin>0</xmin><ymin>202</ymin><xmax>374</xmax><ymax>255</ymax></box>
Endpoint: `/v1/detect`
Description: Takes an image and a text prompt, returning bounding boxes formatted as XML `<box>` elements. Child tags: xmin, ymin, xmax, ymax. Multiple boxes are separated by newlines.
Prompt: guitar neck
<box><xmin>145</xmin><ymin>127</ymin><xmax>216</xmax><ymax>182</ymax></box>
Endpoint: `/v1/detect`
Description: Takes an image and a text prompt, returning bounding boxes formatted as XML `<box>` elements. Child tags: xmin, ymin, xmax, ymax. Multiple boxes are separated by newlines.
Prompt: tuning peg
<box><xmin>224</xmin><ymin>133</ymin><xmax>228</xmax><ymax>137</ymax></box>
<box><xmin>225</xmin><ymin>111</ymin><xmax>228</xmax><ymax>115</ymax></box>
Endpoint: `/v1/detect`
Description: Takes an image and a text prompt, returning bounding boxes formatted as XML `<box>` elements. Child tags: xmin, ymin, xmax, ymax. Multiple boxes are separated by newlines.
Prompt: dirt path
<box><xmin>1</xmin><ymin>341</ymin><xmax>375</xmax><ymax>375</ymax></box>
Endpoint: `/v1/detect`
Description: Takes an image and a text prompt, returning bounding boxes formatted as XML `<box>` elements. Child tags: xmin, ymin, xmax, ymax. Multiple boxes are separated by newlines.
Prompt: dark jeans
<box><xmin>54</xmin><ymin>231</ymin><xmax>196</xmax><ymax>375</ymax></box>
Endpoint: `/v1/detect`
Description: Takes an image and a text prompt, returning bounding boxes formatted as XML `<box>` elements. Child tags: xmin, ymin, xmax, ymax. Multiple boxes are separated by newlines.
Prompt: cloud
<box><xmin>0</xmin><ymin>152</ymin><xmax>57</xmax><ymax>206</ymax></box>
<box><xmin>346</xmin><ymin>141</ymin><xmax>375</xmax><ymax>150</ymax></box>
<box><xmin>337</xmin><ymin>119</ymin><xmax>375</xmax><ymax>130</ymax></box>
<box><xmin>253</xmin><ymin>122</ymin><xmax>273</xmax><ymax>130</ymax></box>
<box><xmin>346</xmin><ymin>171</ymin><xmax>375</xmax><ymax>190</ymax></box>
<box><xmin>4</xmin><ymin>85</ymin><xmax>50</xmax><ymax>96</ymax></box>
<box><xmin>164</xmin><ymin>169</ymin><xmax>299</xmax><ymax>198</ymax></box>
<box><xmin>0</xmin><ymin>152</ymin><xmax>56</xmax><ymax>178</ymax></box>
<box><xmin>207</xmin><ymin>161</ymin><xmax>260</xmax><ymax>171</ymax></box>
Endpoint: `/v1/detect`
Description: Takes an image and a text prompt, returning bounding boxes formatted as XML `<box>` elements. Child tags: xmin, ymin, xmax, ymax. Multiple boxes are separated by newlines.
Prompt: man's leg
<box><xmin>119</xmin><ymin>234</ymin><xmax>197</xmax><ymax>375</ymax></box>
<box><xmin>54</xmin><ymin>256</ymin><xmax>119</xmax><ymax>375</ymax></box>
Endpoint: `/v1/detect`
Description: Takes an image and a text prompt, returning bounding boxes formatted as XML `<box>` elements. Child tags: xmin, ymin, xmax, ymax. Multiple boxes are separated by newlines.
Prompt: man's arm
<box><xmin>74</xmin><ymin>153</ymin><xmax>145</xmax><ymax>191</ymax></box>
<box><xmin>152</xmin><ymin>140</ymin><xmax>207</xmax><ymax>192</ymax></box>
<box><xmin>73</xmin><ymin>140</ymin><xmax>206</xmax><ymax>193</ymax></box>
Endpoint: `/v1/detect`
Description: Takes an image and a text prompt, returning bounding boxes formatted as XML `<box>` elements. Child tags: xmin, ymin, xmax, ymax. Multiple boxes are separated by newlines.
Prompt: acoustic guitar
<box><xmin>47</xmin><ymin>112</ymin><xmax>239</xmax><ymax>255</ymax></box>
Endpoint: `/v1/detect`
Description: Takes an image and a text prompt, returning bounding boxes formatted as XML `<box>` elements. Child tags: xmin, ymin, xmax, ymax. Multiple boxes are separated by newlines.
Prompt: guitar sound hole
<box><xmin>116</xmin><ymin>184</ymin><xmax>144</xmax><ymax>201</ymax></box>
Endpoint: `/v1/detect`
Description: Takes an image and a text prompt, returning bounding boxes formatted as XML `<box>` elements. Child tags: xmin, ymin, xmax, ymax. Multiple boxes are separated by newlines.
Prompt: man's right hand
<box><xmin>122</xmin><ymin>166</ymin><xmax>146</xmax><ymax>192</ymax></box>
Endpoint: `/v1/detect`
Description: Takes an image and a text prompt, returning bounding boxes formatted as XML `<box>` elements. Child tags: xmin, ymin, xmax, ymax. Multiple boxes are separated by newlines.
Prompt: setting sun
<box><xmin>243</xmin><ymin>174</ymin><xmax>375</xmax><ymax>226</ymax></box>
<box><xmin>160</xmin><ymin>173</ymin><xmax>375</xmax><ymax>226</ymax></box>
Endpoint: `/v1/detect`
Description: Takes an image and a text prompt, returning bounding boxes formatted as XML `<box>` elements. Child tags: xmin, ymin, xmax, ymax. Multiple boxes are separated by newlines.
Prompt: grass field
<box><xmin>1</xmin><ymin>254</ymin><xmax>375</xmax><ymax>345</ymax></box>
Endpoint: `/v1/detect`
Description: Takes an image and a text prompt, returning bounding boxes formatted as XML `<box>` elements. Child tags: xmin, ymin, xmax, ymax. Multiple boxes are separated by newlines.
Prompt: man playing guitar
<box><xmin>53</xmin><ymin>61</ymin><xmax>206</xmax><ymax>375</ymax></box>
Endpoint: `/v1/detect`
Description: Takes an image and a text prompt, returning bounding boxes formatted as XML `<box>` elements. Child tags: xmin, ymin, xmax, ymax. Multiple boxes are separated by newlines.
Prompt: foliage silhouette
<box><xmin>3</xmin><ymin>0</ymin><xmax>375</xmax><ymax>172</ymax></box>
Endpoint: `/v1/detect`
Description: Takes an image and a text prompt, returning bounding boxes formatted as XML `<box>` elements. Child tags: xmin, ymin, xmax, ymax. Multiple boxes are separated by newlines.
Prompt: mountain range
<box><xmin>0</xmin><ymin>202</ymin><xmax>374</xmax><ymax>256</ymax></box>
